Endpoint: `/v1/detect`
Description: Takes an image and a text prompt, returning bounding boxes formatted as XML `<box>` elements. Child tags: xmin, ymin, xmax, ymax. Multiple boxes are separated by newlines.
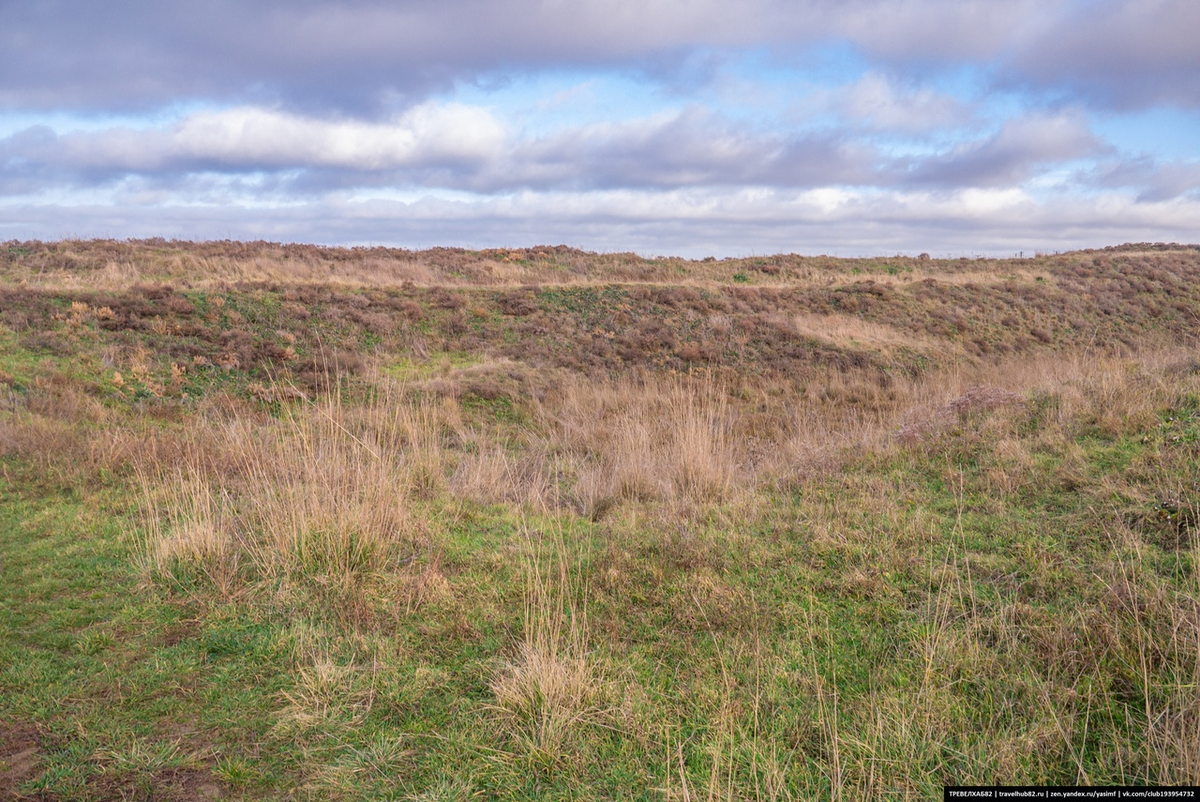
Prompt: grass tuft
<box><xmin>489</xmin><ymin>526</ymin><xmax>604</xmax><ymax>771</ymax></box>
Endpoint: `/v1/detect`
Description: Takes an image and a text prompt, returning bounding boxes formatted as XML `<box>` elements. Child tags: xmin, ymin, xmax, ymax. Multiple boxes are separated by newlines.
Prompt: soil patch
<box><xmin>0</xmin><ymin>721</ymin><xmax>43</xmax><ymax>798</ymax></box>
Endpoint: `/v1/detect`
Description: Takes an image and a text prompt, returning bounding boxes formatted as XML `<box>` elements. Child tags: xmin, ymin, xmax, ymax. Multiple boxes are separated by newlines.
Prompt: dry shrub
<box><xmin>880</xmin><ymin>348</ymin><xmax>1200</xmax><ymax>449</ymax></box>
<box><xmin>26</xmin><ymin>372</ymin><xmax>108</xmax><ymax>423</ymax></box>
<box><xmin>894</xmin><ymin>385</ymin><xmax>1021</xmax><ymax>445</ymax></box>
<box><xmin>0</xmin><ymin>403</ymin><xmax>159</xmax><ymax>488</ymax></box>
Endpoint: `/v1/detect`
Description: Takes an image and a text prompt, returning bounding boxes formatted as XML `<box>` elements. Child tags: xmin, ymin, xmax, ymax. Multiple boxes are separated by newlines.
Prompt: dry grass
<box><xmin>537</xmin><ymin>376</ymin><xmax>738</xmax><ymax>515</ymax></box>
<box><xmin>489</xmin><ymin>526</ymin><xmax>604</xmax><ymax>769</ymax></box>
<box><xmin>789</xmin><ymin>312</ymin><xmax>947</xmax><ymax>356</ymax></box>
<box><xmin>138</xmin><ymin>468</ymin><xmax>236</xmax><ymax>593</ymax></box>
<box><xmin>129</xmin><ymin>345</ymin><xmax>1200</xmax><ymax>567</ymax></box>
<box><xmin>274</xmin><ymin>658</ymin><xmax>375</xmax><ymax>739</ymax></box>
<box><xmin>1105</xmin><ymin>529</ymin><xmax>1200</xmax><ymax>785</ymax></box>
<box><xmin>137</xmin><ymin>383</ymin><xmax>426</xmax><ymax>606</ymax></box>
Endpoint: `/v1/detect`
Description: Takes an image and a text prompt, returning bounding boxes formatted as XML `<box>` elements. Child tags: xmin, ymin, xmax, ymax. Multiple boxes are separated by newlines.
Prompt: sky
<box><xmin>2</xmin><ymin>0</ymin><xmax>1199</xmax><ymax>257</ymax></box>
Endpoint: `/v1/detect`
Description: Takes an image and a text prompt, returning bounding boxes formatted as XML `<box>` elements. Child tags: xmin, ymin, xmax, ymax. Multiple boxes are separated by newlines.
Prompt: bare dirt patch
<box><xmin>89</xmin><ymin>766</ymin><xmax>225</xmax><ymax>802</ymax></box>
<box><xmin>0</xmin><ymin>721</ymin><xmax>43</xmax><ymax>798</ymax></box>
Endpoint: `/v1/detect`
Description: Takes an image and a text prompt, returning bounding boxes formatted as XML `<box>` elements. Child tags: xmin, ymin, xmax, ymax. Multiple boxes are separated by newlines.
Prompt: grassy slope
<box><xmin>1</xmin><ymin>241</ymin><xmax>1198</xmax><ymax>799</ymax></box>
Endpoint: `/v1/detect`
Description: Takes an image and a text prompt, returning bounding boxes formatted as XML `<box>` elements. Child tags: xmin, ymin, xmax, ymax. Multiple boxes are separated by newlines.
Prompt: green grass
<box><xmin>5</xmin><ymin>389</ymin><xmax>1197</xmax><ymax>797</ymax></box>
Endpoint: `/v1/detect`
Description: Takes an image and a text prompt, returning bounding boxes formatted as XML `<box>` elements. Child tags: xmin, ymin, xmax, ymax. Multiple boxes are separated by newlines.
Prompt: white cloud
<box><xmin>2</xmin><ymin>104</ymin><xmax>881</xmax><ymax>192</ymax></box>
<box><xmin>5</xmin><ymin>186</ymin><xmax>1197</xmax><ymax>258</ymax></box>
<box><xmin>51</xmin><ymin>103</ymin><xmax>508</xmax><ymax>172</ymax></box>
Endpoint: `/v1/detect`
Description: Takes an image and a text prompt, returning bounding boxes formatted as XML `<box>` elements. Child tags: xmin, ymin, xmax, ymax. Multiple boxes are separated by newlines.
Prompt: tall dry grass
<box><xmin>123</xmin><ymin>343</ymin><xmax>1200</xmax><ymax>788</ymax></box>
<box><xmin>1105</xmin><ymin>526</ymin><xmax>1200</xmax><ymax>784</ymax></box>
<box><xmin>138</xmin><ymin>385</ymin><xmax>428</xmax><ymax>601</ymax></box>
<box><xmin>130</xmin><ymin>344</ymin><xmax>1200</xmax><ymax>578</ymax></box>
<box><xmin>489</xmin><ymin>526</ymin><xmax>603</xmax><ymax>769</ymax></box>
<box><xmin>521</xmin><ymin>346</ymin><xmax>1200</xmax><ymax>514</ymax></box>
<box><xmin>536</xmin><ymin>376</ymin><xmax>738</xmax><ymax>515</ymax></box>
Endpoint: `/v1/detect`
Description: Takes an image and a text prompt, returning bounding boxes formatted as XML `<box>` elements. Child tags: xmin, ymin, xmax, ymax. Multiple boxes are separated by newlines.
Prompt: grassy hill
<box><xmin>2</xmin><ymin>239</ymin><xmax>1198</xmax><ymax>799</ymax></box>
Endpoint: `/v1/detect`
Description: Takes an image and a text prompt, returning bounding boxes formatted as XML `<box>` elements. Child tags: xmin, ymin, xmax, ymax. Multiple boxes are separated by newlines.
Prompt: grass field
<box><xmin>1</xmin><ymin>239</ymin><xmax>1198</xmax><ymax>799</ymax></box>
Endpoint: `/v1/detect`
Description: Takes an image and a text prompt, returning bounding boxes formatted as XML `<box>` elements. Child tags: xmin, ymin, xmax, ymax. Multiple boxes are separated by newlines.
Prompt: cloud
<box><xmin>3</xmin><ymin>0</ymin><xmax>1196</xmax><ymax>115</ymax></box>
<box><xmin>3</xmin><ymin>103</ymin><xmax>897</xmax><ymax>194</ymax></box>
<box><xmin>2</xmin><ymin>103</ymin><xmax>1125</xmax><ymax>197</ymax></box>
<box><xmin>4</xmin><ymin>187</ymin><xmax>1198</xmax><ymax>258</ymax></box>
<box><xmin>1090</xmin><ymin>156</ymin><xmax>1200</xmax><ymax>202</ymax></box>
<box><xmin>165</xmin><ymin>104</ymin><xmax>505</xmax><ymax>170</ymax></box>
<box><xmin>828</xmin><ymin>73</ymin><xmax>975</xmax><ymax>132</ymax></box>
<box><xmin>1006</xmin><ymin>0</ymin><xmax>1200</xmax><ymax>109</ymax></box>
<box><xmin>829</xmin><ymin>0</ymin><xmax>1052</xmax><ymax>63</ymax></box>
<box><xmin>0</xmin><ymin>103</ymin><xmax>506</xmax><ymax>188</ymax></box>
<box><xmin>0</xmin><ymin>0</ymin><xmax>793</xmax><ymax>112</ymax></box>
<box><xmin>492</xmin><ymin>107</ymin><xmax>877</xmax><ymax>191</ymax></box>
<box><xmin>2</xmin><ymin>0</ymin><xmax>1194</xmax><ymax>261</ymax></box>
<box><xmin>821</xmin><ymin>0</ymin><xmax>1200</xmax><ymax>111</ymax></box>
<box><xmin>901</xmin><ymin>112</ymin><xmax>1104</xmax><ymax>188</ymax></box>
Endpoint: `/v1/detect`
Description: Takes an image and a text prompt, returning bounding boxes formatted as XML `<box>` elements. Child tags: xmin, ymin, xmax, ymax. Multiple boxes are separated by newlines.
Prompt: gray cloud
<box><xmin>830</xmin><ymin>0</ymin><xmax>1049</xmax><ymax>63</ymax></box>
<box><xmin>2</xmin><ymin>0</ymin><xmax>1197</xmax><ymax>115</ymax></box>
<box><xmin>1005</xmin><ymin>0</ymin><xmax>1200</xmax><ymax>109</ymax></box>
<box><xmin>1090</xmin><ymin>157</ymin><xmax>1200</xmax><ymax>202</ymax></box>
<box><xmin>0</xmin><ymin>104</ymin><xmax>1132</xmax><ymax>197</ymax></box>
<box><xmin>830</xmin><ymin>73</ymin><xmax>976</xmax><ymax>133</ymax></box>
<box><xmin>0</xmin><ymin>0</ymin><xmax>791</xmax><ymax>113</ymax></box>
<box><xmin>900</xmin><ymin>113</ymin><xmax>1104</xmax><ymax>188</ymax></box>
<box><xmin>490</xmin><ymin>108</ymin><xmax>877</xmax><ymax>191</ymax></box>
